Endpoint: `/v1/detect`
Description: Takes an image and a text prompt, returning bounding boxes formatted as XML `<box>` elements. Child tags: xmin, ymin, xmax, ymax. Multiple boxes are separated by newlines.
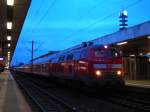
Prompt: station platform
<box><xmin>0</xmin><ymin>70</ymin><xmax>32</xmax><ymax>112</ymax></box>
<box><xmin>126</xmin><ymin>80</ymin><xmax>150</xmax><ymax>88</ymax></box>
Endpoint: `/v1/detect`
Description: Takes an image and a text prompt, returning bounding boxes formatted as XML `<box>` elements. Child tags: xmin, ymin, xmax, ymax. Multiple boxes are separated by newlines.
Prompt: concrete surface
<box><xmin>0</xmin><ymin>70</ymin><xmax>32</xmax><ymax>112</ymax></box>
<box><xmin>126</xmin><ymin>80</ymin><xmax>150</xmax><ymax>88</ymax></box>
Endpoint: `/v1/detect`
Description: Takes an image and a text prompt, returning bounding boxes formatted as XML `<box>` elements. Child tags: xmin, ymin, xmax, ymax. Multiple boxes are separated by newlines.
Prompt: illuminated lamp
<box><xmin>7</xmin><ymin>0</ymin><xmax>14</xmax><ymax>6</ymax></box>
<box><xmin>104</xmin><ymin>45</ymin><xmax>108</xmax><ymax>49</ymax></box>
<box><xmin>7</xmin><ymin>36</ymin><xmax>12</xmax><ymax>40</ymax></box>
<box><xmin>0</xmin><ymin>58</ymin><xmax>4</xmax><ymax>61</ymax></box>
<box><xmin>122</xmin><ymin>10</ymin><xmax>128</xmax><ymax>16</ymax></box>
<box><xmin>147</xmin><ymin>52</ymin><xmax>150</xmax><ymax>55</ymax></box>
<box><xmin>117</xmin><ymin>41</ymin><xmax>128</xmax><ymax>46</ymax></box>
<box><xmin>130</xmin><ymin>54</ymin><xmax>135</xmax><ymax>57</ymax></box>
<box><xmin>139</xmin><ymin>53</ymin><xmax>143</xmax><ymax>56</ymax></box>
<box><xmin>7</xmin><ymin>22</ymin><xmax>12</xmax><ymax>29</ymax></box>
<box><xmin>8</xmin><ymin>43</ymin><xmax>11</xmax><ymax>47</ymax></box>
<box><xmin>95</xmin><ymin>70</ymin><xmax>102</xmax><ymax>77</ymax></box>
<box><xmin>117</xmin><ymin>70</ymin><xmax>122</xmax><ymax>76</ymax></box>
<box><xmin>119</xmin><ymin>10</ymin><xmax>128</xmax><ymax>30</ymax></box>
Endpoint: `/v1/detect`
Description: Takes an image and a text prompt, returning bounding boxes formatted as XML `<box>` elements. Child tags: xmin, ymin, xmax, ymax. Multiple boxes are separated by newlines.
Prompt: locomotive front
<box><xmin>88</xmin><ymin>46</ymin><xmax>125</xmax><ymax>86</ymax></box>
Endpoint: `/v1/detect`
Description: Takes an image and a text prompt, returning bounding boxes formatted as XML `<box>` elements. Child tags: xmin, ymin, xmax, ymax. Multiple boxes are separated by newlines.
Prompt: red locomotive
<box><xmin>15</xmin><ymin>42</ymin><xmax>125</xmax><ymax>87</ymax></box>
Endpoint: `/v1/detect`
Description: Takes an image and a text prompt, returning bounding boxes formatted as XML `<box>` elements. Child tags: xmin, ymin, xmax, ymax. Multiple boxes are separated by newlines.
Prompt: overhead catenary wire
<box><xmin>29</xmin><ymin>0</ymin><xmax>109</xmax><ymax>42</ymax></box>
<box><xmin>30</xmin><ymin>0</ymin><xmax>56</xmax><ymax>40</ymax></box>
<box><xmin>63</xmin><ymin>0</ymin><xmax>143</xmax><ymax>42</ymax></box>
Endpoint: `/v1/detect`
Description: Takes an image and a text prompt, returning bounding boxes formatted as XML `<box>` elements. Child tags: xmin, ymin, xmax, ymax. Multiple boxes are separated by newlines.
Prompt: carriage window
<box><xmin>95</xmin><ymin>50</ymin><xmax>104</xmax><ymax>57</ymax></box>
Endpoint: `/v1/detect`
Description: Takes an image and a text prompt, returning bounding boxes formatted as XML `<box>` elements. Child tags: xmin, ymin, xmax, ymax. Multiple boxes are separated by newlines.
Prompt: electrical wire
<box><xmin>30</xmin><ymin>0</ymin><xmax>56</xmax><ymax>39</ymax></box>
<box><xmin>63</xmin><ymin>0</ymin><xmax>143</xmax><ymax>42</ymax></box>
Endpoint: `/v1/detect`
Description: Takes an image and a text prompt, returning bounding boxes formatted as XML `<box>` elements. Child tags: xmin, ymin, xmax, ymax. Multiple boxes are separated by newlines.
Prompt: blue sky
<box><xmin>11</xmin><ymin>0</ymin><xmax>150</xmax><ymax>65</ymax></box>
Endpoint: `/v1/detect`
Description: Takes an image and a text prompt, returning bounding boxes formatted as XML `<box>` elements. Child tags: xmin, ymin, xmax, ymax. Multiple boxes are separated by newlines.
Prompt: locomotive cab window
<box><xmin>95</xmin><ymin>50</ymin><xmax>104</xmax><ymax>57</ymax></box>
<box><xmin>94</xmin><ymin>49</ymin><xmax>120</xmax><ymax>57</ymax></box>
<box><xmin>111</xmin><ymin>49</ymin><xmax>120</xmax><ymax>57</ymax></box>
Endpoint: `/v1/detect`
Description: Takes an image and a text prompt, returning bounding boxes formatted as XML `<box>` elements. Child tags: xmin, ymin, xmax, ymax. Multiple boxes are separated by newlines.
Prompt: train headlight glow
<box><xmin>95</xmin><ymin>70</ymin><xmax>101</xmax><ymax>76</ymax></box>
<box><xmin>117</xmin><ymin>70</ymin><xmax>122</xmax><ymax>75</ymax></box>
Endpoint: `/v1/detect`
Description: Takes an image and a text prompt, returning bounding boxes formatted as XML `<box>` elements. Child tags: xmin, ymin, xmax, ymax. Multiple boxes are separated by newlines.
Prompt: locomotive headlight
<box><xmin>117</xmin><ymin>70</ymin><xmax>122</xmax><ymax>76</ymax></box>
<box><xmin>95</xmin><ymin>70</ymin><xmax>102</xmax><ymax>76</ymax></box>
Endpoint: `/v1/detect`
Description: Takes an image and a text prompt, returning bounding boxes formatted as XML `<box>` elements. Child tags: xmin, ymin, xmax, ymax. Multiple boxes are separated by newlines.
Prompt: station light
<box><xmin>7</xmin><ymin>22</ymin><xmax>12</xmax><ymax>29</ymax></box>
<box><xmin>148</xmin><ymin>36</ymin><xmax>150</xmax><ymax>39</ymax></box>
<box><xmin>7</xmin><ymin>0</ymin><xmax>14</xmax><ymax>6</ymax></box>
<box><xmin>122</xmin><ymin>10</ymin><xmax>128</xmax><ymax>16</ymax></box>
<box><xmin>104</xmin><ymin>45</ymin><xmax>108</xmax><ymax>49</ymax></box>
<box><xmin>119</xmin><ymin>10</ymin><xmax>128</xmax><ymax>30</ymax></box>
<box><xmin>117</xmin><ymin>41</ymin><xmax>128</xmax><ymax>46</ymax></box>
<box><xmin>130</xmin><ymin>54</ymin><xmax>135</xmax><ymax>57</ymax></box>
<box><xmin>8</xmin><ymin>62</ymin><xmax>10</xmax><ymax>67</ymax></box>
<box><xmin>8</xmin><ymin>52</ymin><xmax>11</xmax><ymax>56</ymax></box>
<box><xmin>139</xmin><ymin>53</ymin><xmax>143</xmax><ymax>56</ymax></box>
<box><xmin>0</xmin><ymin>58</ymin><xmax>4</xmax><ymax>61</ymax></box>
<box><xmin>8</xmin><ymin>43</ymin><xmax>11</xmax><ymax>47</ymax></box>
<box><xmin>7</xmin><ymin>36</ymin><xmax>12</xmax><ymax>40</ymax></box>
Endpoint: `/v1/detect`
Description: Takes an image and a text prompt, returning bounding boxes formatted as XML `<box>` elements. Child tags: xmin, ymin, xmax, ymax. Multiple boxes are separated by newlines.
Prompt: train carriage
<box><xmin>14</xmin><ymin>43</ymin><xmax>125</xmax><ymax>87</ymax></box>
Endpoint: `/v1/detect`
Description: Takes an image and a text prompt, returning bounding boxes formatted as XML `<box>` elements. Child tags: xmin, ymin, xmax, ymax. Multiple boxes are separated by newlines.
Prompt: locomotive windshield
<box><xmin>95</xmin><ymin>50</ymin><xmax>105</xmax><ymax>57</ymax></box>
<box><xmin>94</xmin><ymin>49</ymin><xmax>120</xmax><ymax>57</ymax></box>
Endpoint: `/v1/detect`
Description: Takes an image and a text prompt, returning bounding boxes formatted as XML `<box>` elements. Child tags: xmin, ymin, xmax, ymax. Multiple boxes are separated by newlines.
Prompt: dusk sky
<box><xmin>11</xmin><ymin>0</ymin><xmax>150</xmax><ymax>65</ymax></box>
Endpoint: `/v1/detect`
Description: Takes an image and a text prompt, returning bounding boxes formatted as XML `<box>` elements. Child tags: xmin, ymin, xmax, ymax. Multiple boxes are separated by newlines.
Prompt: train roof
<box><xmin>31</xmin><ymin>43</ymin><xmax>113</xmax><ymax>65</ymax></box>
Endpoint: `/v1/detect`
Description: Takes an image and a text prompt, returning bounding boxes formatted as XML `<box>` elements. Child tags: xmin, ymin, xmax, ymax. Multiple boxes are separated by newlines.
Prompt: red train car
<box><xmin>15</xmin><ymin>43</ymin><xmax>125</xmax><ymax>87</ymax></box>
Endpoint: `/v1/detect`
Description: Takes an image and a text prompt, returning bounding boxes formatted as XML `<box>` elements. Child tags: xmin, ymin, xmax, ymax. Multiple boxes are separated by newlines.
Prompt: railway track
<box><xmin>14</xmin><ymin>76</ymin><xmax>76</xmax><ymax>112</ymax></box>
<box><xmin>46</xmin><ymin>86</ymin><xmax>150</xmax><ymax>112</ymax></box>
<box><xmin>12</xmin><ymin>73</ymin><xmax>150</xmax><ymax>112</ymax></box>
<box><xmin>32</xmin><ymin>76</ymin><xmax>150</xmax><ymax>112</ymax></box>
<box><xmin>98</xmin><ymin>93</ymin><xmax>150</xmax><ymax>112</ymax></box>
